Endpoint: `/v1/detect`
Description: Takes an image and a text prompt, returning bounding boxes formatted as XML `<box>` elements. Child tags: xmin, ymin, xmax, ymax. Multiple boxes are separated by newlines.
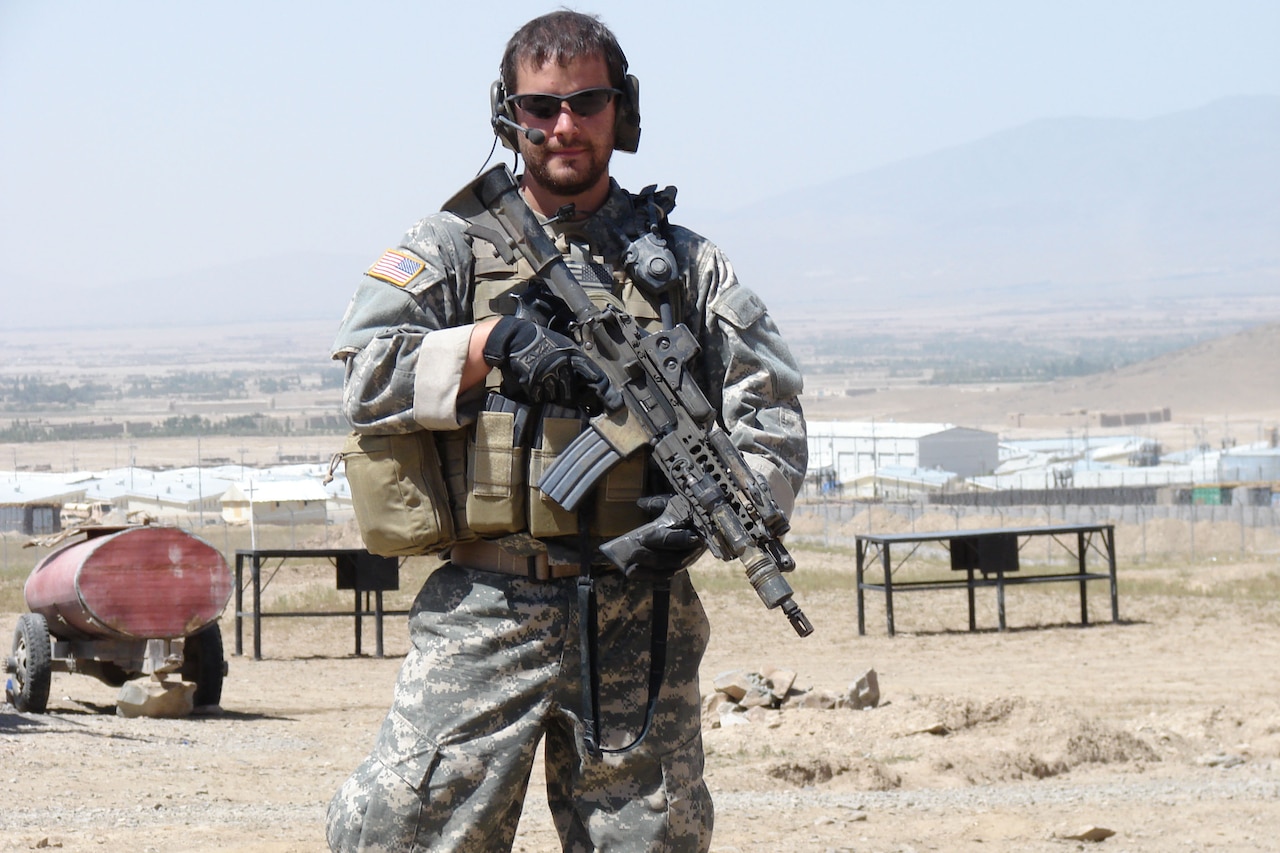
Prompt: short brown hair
<box><xmin>500</xmin><ymin>10</ymin><xmax>628</xmax><ymax>91</ymax></box>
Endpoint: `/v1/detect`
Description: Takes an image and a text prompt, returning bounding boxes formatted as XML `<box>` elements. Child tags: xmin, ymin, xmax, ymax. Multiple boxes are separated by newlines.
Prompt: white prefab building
<box><xmin>807</xmin><ymin>422</ymin><xmax>1000</xmax><ymax>487</ymax></box>
<box><xmin>0</xmin><ymin>478</ymin><xmax>86</xmax><ymax>534</ymax></box>
<box><xmin>221</xmin><ymin>480</ymin><xmax>330</xmax><ymax>525</ymax></box>
<box><xmin>100</xmin><ymin>469</ymin><xmax>225</xmax><ymax>524</ymax></box>
<box><xmin>1219</xmin><ymin>447</ymin><xmax>1280</xmax><ymax>483</ymax></box>
<box><xmin>844</xmin><ymin>466</ymin><xmax>961</xmax><ymax>500</ymax></box>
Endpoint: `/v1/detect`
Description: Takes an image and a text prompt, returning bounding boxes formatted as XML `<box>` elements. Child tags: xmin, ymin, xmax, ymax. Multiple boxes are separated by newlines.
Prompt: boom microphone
<box><xmin>494</xmin><ymin>115</ymin><xmax>546</xmax><ymax>145</ymax></box>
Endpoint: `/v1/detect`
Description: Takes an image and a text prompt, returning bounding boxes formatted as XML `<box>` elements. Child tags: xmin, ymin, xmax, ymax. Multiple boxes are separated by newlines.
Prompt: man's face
<box><xmin>512</xmin><ymin>53</ymin><xmax>616</xmax><ymax>204</ymax></box>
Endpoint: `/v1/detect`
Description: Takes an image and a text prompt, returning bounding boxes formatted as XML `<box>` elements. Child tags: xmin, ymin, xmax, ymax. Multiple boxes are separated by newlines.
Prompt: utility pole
<box><xmin>247</xmin><ymin>480</ymin><xmax>258</xmax><ymax>551</ymax></box>
<box><xmin>197</xmin><ymin>436</ymin><xmax>204</xmax><ymax>528</ymax></box>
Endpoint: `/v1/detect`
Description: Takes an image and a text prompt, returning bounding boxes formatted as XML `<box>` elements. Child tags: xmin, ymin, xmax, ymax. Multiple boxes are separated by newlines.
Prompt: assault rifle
<box><xmin>445</xmin><ymin>165</ymin><xmax>813</xmax><ymax>637</ymax></box>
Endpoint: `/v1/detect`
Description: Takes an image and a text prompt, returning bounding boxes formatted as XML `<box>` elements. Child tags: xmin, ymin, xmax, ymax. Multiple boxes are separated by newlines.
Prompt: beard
<box><xmin>519</xmin><ymin>138</ymin><xmax>613</xmax><ymax>199</ymax></box>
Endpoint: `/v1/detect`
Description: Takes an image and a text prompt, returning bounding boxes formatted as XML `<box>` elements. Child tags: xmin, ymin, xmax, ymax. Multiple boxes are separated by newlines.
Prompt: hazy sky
<box><xmin>2</xmin><ymin>0</ymin><xmax>1277</xmax><ymax>289</ymax></box>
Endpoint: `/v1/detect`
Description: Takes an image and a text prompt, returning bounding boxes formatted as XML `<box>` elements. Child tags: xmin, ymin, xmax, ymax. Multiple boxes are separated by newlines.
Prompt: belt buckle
<box><xmin>529</xmin><ymin>555</ymin><xmax>552</xmax><ymax>581</ymax></box>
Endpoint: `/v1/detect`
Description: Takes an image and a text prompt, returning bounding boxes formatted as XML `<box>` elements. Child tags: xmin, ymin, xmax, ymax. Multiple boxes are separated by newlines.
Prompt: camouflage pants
<box><xmin>326</xmin><ymin>564</ymin><xmax>713</xmax><ymax>852</ymax></box>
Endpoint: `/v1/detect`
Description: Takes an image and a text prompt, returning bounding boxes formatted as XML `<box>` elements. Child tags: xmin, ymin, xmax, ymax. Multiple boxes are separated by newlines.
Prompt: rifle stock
<box><xmin>444</xmin><ymin>166</ymin><xmax>813</xmax><ymax>637</ymax></box>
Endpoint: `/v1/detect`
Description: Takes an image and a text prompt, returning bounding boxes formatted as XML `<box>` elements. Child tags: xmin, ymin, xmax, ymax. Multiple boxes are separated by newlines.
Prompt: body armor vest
<box><xmin>462</xmin><ymin>203</ymin><xmax>681</xmax><ymax>543</ymax></box>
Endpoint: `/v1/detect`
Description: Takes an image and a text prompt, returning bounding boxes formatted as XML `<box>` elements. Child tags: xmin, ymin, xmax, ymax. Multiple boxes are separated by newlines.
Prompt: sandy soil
<box><xmin>4</xmin><ymin>540</ymin><xmax>1279</xmax><ymax>853</ymax></box>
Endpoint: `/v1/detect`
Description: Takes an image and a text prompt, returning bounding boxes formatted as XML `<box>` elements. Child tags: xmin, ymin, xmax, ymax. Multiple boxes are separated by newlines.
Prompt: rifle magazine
<box><xmin>538</xmin><ymin>427</ymin><xmax>623</xmax><ymax>512</ymax></box>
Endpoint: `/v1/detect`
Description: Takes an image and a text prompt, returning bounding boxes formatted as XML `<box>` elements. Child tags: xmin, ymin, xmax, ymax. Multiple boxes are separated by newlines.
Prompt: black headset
<box><xmin>490</xmin><ymin>74</ymin><xmax>642</xmax><ymax>154</ymax></box>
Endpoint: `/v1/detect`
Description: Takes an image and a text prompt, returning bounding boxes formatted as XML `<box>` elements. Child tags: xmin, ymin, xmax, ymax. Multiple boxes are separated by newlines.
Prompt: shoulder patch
<box><xmin>710</xmin><ymin>284</ymin><xmax>767</xmax><ymax>330</ymax></box>
<box><xmin>367</xmin><ymin>249</ymin><xmax>425</xmax><ymax>287</ymax></box>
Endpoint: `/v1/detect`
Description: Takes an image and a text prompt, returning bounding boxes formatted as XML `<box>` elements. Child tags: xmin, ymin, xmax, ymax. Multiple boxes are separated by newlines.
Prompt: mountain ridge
<box><xmin>6</xmin><ymin>96</ymin><xmax>1277</xmax><ymax>330</ymax></box>
<box><xmin>807</xmin><ymin>319</ymin><xmax>1280</xmax><ymax>429</ymax></box>
<box><xmin>711</xmin><ymin>94</ymin><xmax>1279</xmax><ymax>310</ymax></box>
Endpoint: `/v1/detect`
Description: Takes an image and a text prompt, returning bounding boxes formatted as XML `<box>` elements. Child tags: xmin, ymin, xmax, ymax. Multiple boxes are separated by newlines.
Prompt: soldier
<box><xmin>326</xmin><ymin>10</ymin><xmax>807</xmax><ymax>852</ymax></box>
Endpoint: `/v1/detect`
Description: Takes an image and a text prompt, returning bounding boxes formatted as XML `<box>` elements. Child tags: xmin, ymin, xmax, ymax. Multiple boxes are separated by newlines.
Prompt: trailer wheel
<box><xmin>8</xmin><ymin>613</ymin><xmax>52</xmax><ymax>714</ymax></box>
<box><xmin>181</xmin><ymin>623</ymin><xmax>226</xmax><ymax>709</ymax></box>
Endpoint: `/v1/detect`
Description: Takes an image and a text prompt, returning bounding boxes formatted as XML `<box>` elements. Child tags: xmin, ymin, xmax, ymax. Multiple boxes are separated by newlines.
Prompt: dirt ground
<box><xmin>3</xmin><ymin>537</ymin><xmax>1279</xmax><ymax>853</ymax></box>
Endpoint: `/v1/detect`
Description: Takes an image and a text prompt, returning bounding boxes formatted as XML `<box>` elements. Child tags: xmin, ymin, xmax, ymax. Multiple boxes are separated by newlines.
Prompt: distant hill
<box><xmin>1023</xmin><ymin>319</ymin><xmax>1280</xmax><ymax>420</ymax></box>
<box><xmin>6</xmin><ymin>96</ymin><xmax>1277</xmax><ymax>330</ymax></box>
<box><xmin>805</xmin><ymin>321</ymin><xmax>1280</xmax><ymax>428</ymax></box>
<box><xmin>711</xmin><ymin>95</ymin><xmax>1280</xmax><ymax>313</ymax></box>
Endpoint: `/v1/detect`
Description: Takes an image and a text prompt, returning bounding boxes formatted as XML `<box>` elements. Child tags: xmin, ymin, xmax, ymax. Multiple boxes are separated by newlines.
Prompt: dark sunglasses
<box><xmin>506</xmin><ymin>87</ymin><xmax>622</xmax><ymax>120</ymax></box>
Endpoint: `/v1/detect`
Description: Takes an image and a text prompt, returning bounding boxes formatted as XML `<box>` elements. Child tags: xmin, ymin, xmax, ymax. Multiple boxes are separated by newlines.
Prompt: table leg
<box><xmin>1078</xmin><ymin>530</ymin><xmax>1090</xmax><ymax>625</ymax></box>
<box><xmin>967</xmin><ymin>567</ymin><xmax>977</xmax><ymax>632</ymax></box>
<box><xmin>996</xmin><ymin>567</ymin><xmax>1007</xmax><ymax>631</ymax></box>
<box><xmin>1106</xmin><ymin>525</ymin><xmax>1119</xmax><ymax>623</ymax></box>
<box><xmin>234</xmin><ymin>553</ymin><xmax>244</xmax><ymax>657</ymax></box>
<box><xmin>375</xmin><ymin>590</ymin><xmax>385</xmax><ymax>658</ymax></box>
<box><xmin>856</xmin><ymin>539</ymin><xmax>866</xmax><ymax>636</ymax></box>
<box><xmin>354</xmin><ymin>590</ymin><xmax>363</xmax><ymax>656</ymax></box>
<box><xmin>882</xmin><ymin>543</ymin><xmax>895</xmax><ymax>637</ymax></box>
<box><xmin>252</xmin><ymin>555</ymin><xmax>262</xmax><ymax>661</ymax></box>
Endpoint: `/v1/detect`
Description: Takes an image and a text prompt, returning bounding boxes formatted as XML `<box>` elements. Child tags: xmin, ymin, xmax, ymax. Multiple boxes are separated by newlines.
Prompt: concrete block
<box><xmin>845</xmin><ymin>669</ymin><xmax>881</xmax><ymax>710</ymax></box>
<box><xmin>117</xmin><ymin>679</ymin><xmax>196</xmax><ymax>718</ymax></box>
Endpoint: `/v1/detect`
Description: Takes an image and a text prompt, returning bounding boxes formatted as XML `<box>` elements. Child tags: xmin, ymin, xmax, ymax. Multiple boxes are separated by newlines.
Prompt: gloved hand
<box><xmin>482</xmin><ymin>316</ymin><xmax>619</xmax><ymax>414</ymax></box>
<box><xmin>617</xmin><ymin>495</ymin><xmax>706</xmax><ymax>581</ymax></box>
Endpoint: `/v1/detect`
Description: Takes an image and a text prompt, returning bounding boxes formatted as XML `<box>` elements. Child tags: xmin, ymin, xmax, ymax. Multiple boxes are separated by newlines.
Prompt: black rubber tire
<box><xmin>8</xmin><ymin>613</ymin><xmax>52</xmax><ymax>714</ymax></box>
<box><xmin>180</xmin><ymin>623</ymin><xmax>226</xmax><ymax>708</ymax></box>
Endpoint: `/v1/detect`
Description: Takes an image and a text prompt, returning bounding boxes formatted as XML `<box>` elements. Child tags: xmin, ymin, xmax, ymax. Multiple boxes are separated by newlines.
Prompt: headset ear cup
<box><xmin>490</xmin><ymin>80</ymin><xmax>520</xmax><ymax>151</ymax></box>
<box><xmin>614</xmin><ymin>74</ymin><xmax>641</xmax><ymax>153</ymax></box>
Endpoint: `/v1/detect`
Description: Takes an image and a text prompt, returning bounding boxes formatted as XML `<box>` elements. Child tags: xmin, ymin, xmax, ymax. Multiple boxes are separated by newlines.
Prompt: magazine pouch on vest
<box><xmin>342</xmin><ymin>428</ymin><xmax>474</xmax><ymax>556</ymax></box>
<box><xmin>524</xmin><ymin>408</ymin><xmax>648</xmax><ymax>538</ymax></box>
<box><xmin>592</xmin><ymin>451</ymin><xmax>648</xmax><ymax>537</ymax></box>
<box><xmin>467</xmin><ymin>208</ymin><xmax>669</xmax><ymax>539</ymax></box>
<box><xmin>527</xmin><ymin>411</ymin><xmax>580</xmax><ymax>537</ymax></box>
<box><xmin>466</xmin><ymin>392</ymin><xmax>531</xmax><ymax>534</ymax></box>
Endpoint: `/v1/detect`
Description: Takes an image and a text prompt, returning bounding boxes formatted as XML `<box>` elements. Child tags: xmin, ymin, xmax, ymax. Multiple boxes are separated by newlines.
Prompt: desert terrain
<box><xmin>2</xmin><ymin>303</ymin><xmax>1279</xmax><ymax>852</ymax></box>
<box><xmin>4</xmin><ymin>296</ymin><xmax>1279</xmax><ymax>471</ymax></box>
<box><xmin>2</xmin><ymin>537</ymin><xmax>1279</xmax><ymax>852</ymax></box>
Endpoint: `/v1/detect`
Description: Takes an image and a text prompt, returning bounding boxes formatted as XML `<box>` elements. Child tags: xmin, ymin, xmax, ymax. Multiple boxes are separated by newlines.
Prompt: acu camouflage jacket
<box><xmin>331</xmin><ymin>177</ymin><xmax>808</xmax><ymax>510</ymax></box>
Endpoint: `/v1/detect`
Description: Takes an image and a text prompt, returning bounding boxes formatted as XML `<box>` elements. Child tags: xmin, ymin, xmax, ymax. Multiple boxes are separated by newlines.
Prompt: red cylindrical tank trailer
<box><xmin>25</xmin><ymin>526</ymin><xmax>231</xmax><ymax>641</ymax></box>
<box><xmin>8</xmin><ymin>526</ymin><xmax>232</xmax><ymax>714</ymax></box>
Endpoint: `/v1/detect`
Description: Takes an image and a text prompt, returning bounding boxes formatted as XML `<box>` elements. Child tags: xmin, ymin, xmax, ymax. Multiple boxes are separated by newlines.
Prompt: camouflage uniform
<box><xmin>327</xmin><ymin>178</ymin><xmax>807</xmax><ymax>852</ymax></box>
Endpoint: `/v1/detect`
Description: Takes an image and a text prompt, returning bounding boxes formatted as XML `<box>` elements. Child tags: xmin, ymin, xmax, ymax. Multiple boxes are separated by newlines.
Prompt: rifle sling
<box><xmin>577</xmin><ymin>503</ymin><xmax>670</xmax><ymax>758</ymax></box>
<box><xmin>578</xmin><ymin>293</ymin><xmax>678</xmax><ymax>758</ymax></box>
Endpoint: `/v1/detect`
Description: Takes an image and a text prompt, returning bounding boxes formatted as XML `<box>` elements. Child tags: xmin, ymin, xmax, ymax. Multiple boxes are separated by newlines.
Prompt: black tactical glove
<box><xmin>616</xmin><ymin>495</ymin><xmax>706</xmax><ymax>581</ymax></box>
<box><xmin>482</xmin><ymin>316</ymin><xmax>619</xmax><ymax>414</ymax></box>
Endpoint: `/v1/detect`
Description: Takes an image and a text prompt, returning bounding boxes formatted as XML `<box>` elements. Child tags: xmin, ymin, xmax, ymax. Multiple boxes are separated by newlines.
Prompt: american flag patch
<box><xmin>565</xmin><ymin>258</ymin><xmax>615</xmax><ymax>286</ymax></box>
<box><xmin>368</xmin><ymin>250</ymin><xmax>425</xmax><ymax>286</ymax></box>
